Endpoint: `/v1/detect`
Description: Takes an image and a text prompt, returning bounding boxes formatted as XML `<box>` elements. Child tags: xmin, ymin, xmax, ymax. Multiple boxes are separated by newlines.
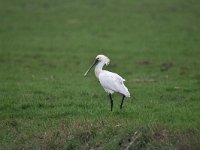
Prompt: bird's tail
<box><xmin>121</xmin><ymin>84</ymin><xmax>130</xmax><ymax>97</ymax></box>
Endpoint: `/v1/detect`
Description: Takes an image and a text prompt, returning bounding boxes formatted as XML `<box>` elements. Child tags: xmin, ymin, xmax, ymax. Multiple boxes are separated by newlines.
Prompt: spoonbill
<box><xmin>84</xmin><ymin>55</ymin><xmax>130</xmax><ymax>111</ymax></box>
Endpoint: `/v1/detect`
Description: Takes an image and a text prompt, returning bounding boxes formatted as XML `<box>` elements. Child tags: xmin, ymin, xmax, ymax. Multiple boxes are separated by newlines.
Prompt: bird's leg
<box><xmin>120</xmin><ymin>95</ymin><xmax>125</xmax><ymax>109</ymax></box>
<box><xmin>109</xmin><ymin>93</ymin><xmax>113</xmax><ymax>111</ymax></box>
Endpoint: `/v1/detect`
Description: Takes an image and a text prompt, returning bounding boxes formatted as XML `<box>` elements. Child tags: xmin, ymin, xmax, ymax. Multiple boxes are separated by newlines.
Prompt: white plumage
<box><xmin>98</xmin><ymin>70</ymin><xmax>130</xmax><ymax>97</ymax></box>
<box><xmin>84</xmin><ymin>54</ymin><xmax>130</xmax><ymax>111</ymax></box>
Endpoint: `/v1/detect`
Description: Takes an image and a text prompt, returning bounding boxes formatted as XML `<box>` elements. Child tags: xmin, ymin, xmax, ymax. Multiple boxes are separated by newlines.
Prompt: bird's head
<box><xmin>96</xmin><ymin>55</ymin><xmax>110</xmax><ymax>66</ymax></box>
<box><xmin>84</xmin><ymin>54</ymin><xmax>110</xmax><ymax>76</ymax></box>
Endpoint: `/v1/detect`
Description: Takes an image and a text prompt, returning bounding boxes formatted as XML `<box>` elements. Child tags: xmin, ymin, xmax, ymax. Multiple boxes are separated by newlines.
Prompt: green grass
<box><xmin>0</xmin><ymin>0</ymin><xmax>200</xmax><ymax>149</ymax></box>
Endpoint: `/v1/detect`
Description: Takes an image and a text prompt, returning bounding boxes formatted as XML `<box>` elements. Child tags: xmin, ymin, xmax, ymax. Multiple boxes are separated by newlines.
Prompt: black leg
<box><xmin>109</xmin><ymin>93</ymin><xmax>113</xmax><ymax>111</ymax></box>
<box><xmin>120</xmin><ymin>95</ymin><xmax>125</xmax><ymax>109</ymax></box>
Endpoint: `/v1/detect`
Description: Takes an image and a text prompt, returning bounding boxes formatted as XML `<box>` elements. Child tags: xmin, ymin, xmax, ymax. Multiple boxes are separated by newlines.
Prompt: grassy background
<box><xmin>0</xmin><ymin>0</ymin><xmax>200</xmax><ymax>149</ymax></box>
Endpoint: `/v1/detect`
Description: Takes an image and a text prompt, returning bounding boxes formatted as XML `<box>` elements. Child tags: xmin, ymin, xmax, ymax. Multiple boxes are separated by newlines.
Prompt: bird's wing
<box><xmin>98</xmin><ymin>71</ymin><xmax>125</xmax><ymax>92</ymax></box>
<box><xmin>111</xmin><ymin>72</ymin><xmax>125</xmax><ymax>82</ymax></box>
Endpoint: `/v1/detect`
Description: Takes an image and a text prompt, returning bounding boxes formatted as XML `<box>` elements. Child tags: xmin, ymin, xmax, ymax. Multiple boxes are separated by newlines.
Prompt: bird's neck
<box><xmin>95</xmin><ymin>62</ymin><xmax>105</xmax><ymax>78</ymax></box>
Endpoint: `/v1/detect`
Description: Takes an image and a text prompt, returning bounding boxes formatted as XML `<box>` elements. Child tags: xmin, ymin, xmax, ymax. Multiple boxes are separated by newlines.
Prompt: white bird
<box><xmin>84</xmin><ymin>54</ymin><xmax>130</xmax><ymax>111</ymax></box>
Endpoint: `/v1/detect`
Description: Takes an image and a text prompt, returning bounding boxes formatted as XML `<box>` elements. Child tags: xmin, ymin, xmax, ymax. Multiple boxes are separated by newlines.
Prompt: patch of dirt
<box><xmin>36</xmin><ymin>144</ymin><xmax>47</xmax><ymax>150</ymax></box>
<box><xmin>160</xmin><ymin>62</ymin><xmax>173</xmax><ymax>71</ymax></box>
<box><xmin>78</xmin><ymin>131</ymin><xmax>96</xmax><ymax>143</ymax></box>
<box><xmin>153</xmin><ymin>129</ymin><xmax>169</xmax><ymax>144</ymax></box>
<box><xmin>118</xmin><ymin>127</ymin><xmax>200</xmax><ymax>150</ymax></box>
<box><xmin>119</xmin><ymin>127</ymin><xmax>151</xmax><ymax>150</ymax></box>
<box><xmin>175</xmin><ymin>131</ymin><xmax>200</xmax><ymax>150</ymax></box>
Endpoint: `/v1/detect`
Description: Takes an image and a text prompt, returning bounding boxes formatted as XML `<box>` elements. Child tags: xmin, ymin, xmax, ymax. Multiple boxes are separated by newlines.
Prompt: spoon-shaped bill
<box><xmin>84</xmin><ymin>59</ymin><xmax>98</xmax><ymax>76</ymax></box>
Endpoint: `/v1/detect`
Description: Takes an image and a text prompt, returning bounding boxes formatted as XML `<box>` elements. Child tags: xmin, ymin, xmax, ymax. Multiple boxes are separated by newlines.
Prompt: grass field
<box><xmin>0</xmin><ymin>0</ymin><xmax>200</xmax><ymax>149</ymax></box>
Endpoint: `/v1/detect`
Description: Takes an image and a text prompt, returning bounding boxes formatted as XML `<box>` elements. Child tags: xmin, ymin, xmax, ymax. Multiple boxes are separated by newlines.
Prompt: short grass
<box><xmin>0</xmin><ymin>0</ymin><xmax>200</xmax><ymax>149</ymax></box>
